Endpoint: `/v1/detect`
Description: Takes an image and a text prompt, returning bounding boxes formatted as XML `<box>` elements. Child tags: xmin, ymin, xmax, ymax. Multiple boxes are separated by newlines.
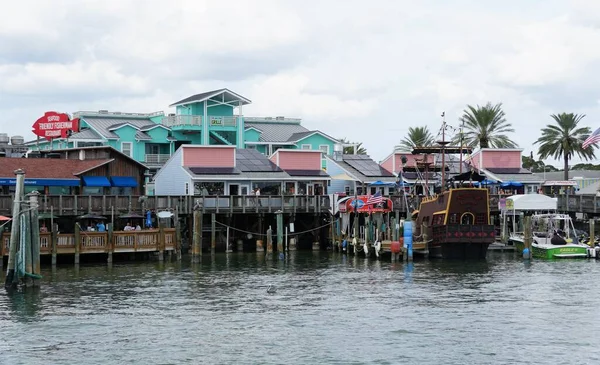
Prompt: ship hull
<box><xmin>429</xmin><ymin>242</ymin><xmax>490</xmax><ymax>259</ymax></box>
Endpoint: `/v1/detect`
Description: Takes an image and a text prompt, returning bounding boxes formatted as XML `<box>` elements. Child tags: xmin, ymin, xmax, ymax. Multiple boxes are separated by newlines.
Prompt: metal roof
<box><xmin>82</xmin><ymin>117</ymin><xmax>156</xmax><ymax>139</ymax></box>
<box><xmin>68</xmin><ymin>128</ymin><xmax>103</xmax><ymax>140</ymax></box>
<box><xmin>343</xmin><ymin>154</ymin><xmax>395</xmax><ymax>177</ymax></box>
<box><xmin>534</xmin><ymin>170</ymin><xmax>600</xmax><ymax>180</ymax></box>
<box><xmin>245</xmin><ymin>121</ymin><xmax>310</xmax><ymax>143</ymax></box>
<box><xmin>169</xmin><ymin>88</ymin><xmax>251</xmax><ymax>107</ymax></box>
<box><xmin>327</xmin><ymin>155</ymin><xmax>397</xmax><ymax>183</ymax></box>
<box><xmin>135</xmin><ymin>131</ymin><xmax>152</xmax><ymax>140</ymax></box>
<box><xmin>286</xmin><ymin>130</ymin><xmax>339</xmax><ymax>143</ymax></box>
<box><xmin>236</xmin><ymin>149</ymin><xmax>283</xmax><ymax>172</ymax></box>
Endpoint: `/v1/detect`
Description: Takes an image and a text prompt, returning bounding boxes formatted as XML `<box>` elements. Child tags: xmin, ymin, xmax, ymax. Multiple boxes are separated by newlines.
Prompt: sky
<box><xmin>2</xmin><ymin>0</ymin><xmax>600</xmax><ymax>166</ymax></box>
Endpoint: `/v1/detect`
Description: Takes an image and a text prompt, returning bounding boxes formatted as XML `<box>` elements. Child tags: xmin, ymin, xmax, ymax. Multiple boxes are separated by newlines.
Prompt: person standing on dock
<box><xmin>255</xmin><ymin>187</ymin><xmax>261</xmax><ymax>206</ymax></box>
<box><xmin>96</xmin><ymin>221</ymin><xmax>106</xmax><ymax>232</ymax></box>
<box><xmin>124</xmin><ymin>222</ymin><xmax>133</xmax><ymax>231</ymax></box>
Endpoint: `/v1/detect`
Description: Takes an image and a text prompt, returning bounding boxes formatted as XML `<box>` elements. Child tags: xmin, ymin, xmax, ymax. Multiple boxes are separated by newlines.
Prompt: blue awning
<box><xmin>0</xmin><ymin>178</ymin><xmax>80</xmax><ymax>186</ymax></box>
<box><xmin>110</xmin><ymin>176</ymin><xmax>138</xmax><ymax>187</ymax></box>
<box><xmin>82</xmin><ymin>176</ymin><xmax>111</xmax><ymax>187</ymax></box>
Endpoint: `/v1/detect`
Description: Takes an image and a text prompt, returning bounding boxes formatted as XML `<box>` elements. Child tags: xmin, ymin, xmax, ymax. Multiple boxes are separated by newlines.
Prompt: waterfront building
<box><xmin>467</xmin><ymin>148</ymin><xmax>543</xmax><ymax>193</ymax></box>
<box><xmin>0</xmin><ymin>147</ymin><xmax>147</xmax><ymax>196</ymax></box>
<box><xmin>27</xmin><ymin>88</ymin><xmax>339</xmax><ymax>172</ymax></box>
<box><xmin>325</xmin><ymin>152</ymin><xmax>397</xmax><ymax>196</ymax></box>
<box><xmin>269</xmin><ymin>149</ymin><xmax>331</xmax><ymax>195</ymax></box>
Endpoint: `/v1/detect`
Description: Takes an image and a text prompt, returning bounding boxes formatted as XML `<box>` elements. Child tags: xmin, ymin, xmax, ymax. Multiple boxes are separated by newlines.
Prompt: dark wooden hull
<box><xmin>430</xmin><ymin>224</ymin><xmax>496</xmax><ymax>259</ymax></box>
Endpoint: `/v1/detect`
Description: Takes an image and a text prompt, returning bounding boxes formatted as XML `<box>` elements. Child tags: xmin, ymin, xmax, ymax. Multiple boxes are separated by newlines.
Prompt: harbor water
<box><xmin>1</xmin><ymin>252</ymin><xmax>599</xmax><ymax>364</ymax></box>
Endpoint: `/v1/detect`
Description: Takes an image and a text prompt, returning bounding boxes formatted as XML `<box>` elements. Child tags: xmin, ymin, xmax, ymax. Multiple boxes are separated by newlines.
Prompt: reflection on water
<box><xmin>1</xmin><ymin>252</ymin><xmax>599</xmax><ymax>365</ymax></box>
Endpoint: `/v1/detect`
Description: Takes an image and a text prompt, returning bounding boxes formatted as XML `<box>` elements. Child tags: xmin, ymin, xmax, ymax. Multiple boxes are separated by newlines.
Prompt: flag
<box><xmin>583</xmin><ymin>127</ymin><xmax>600</xmax><ymax>149</ymax></box>
<box><xmin>367</xmin><ymin>191</ymin><xmax>383</xmax><ymax>205</ymax></box>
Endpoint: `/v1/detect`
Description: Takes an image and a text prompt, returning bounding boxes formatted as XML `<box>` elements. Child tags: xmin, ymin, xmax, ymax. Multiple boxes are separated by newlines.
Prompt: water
<box><xmin>1</xmin><ymin>252</ymin><xmax>599</xmax><ymax>365</ymax></box>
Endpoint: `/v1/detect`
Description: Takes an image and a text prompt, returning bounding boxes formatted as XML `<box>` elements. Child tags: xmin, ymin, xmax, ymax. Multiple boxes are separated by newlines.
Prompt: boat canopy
<box><xmin>507</xmin><ymin>194</ymin><xmax>557</xmax><ymax>211</ymax></box>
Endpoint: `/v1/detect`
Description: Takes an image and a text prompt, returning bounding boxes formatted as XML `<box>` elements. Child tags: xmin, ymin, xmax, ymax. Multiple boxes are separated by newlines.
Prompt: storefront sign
<box><xmin>32</xmin><ymin>111</ymin><xmax>80</xmax><ymax>140</ymax></box>
<box><xmin>210</xmin><ymin>116</ymin><xmax>223</xmax><ymax>126</ymax></box>
<box><xmin>542</xmin><ymin>181</ymin><xmax>578</xmax><ymax>187</ymax></box>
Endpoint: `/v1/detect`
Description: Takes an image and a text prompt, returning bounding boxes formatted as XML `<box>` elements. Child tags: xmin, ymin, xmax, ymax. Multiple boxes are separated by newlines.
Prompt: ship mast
<box><xmin>438</xmin><ymin>112</ymin><xmax>450</xmax><ymax>192</ymax></box>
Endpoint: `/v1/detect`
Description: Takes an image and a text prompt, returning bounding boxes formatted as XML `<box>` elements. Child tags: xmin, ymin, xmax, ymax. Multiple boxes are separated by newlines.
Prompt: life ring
<box><xmin>374</xmin><ymin>241</ymin><xmax>381</xmax><ymax>257</ymax></box>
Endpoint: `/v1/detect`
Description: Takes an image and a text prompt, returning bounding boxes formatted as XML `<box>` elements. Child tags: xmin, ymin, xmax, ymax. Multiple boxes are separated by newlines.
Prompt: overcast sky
<box><xmin>2</xmin><ymin>0</ymin><xmax>600</xmax><ymax>165</ymax></box>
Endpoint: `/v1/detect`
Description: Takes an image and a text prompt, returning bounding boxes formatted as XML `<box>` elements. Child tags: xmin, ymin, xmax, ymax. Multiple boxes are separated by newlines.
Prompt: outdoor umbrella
<box><xmin>38</xmin><ymin>212</ymin><xmax>58</xmax><ymax>220</ymax></box>
<box><xmin>0</xmin><ymin>215</ymin><xmax>10</xmax><ymax>221</ymax></box>
<box><xmin>77</xmin><ymin>213</ymin><xmax>107</xmax><ymax>220</ymax></box>
<box><xmin>475</xmin><ymin>179</ymin><xmax>498</xmax><ymax>186</ymax></box>
<box><xmin>500</xmin><ymin>181</ymin><xmax>523</xmax><ymax>188</ymax></box>
<box><xmin>368</xmin><ymin>180</ymin><xmax>396</xmax><ymax>186</ymax></box>
<box><xmin>119</xmin><ymin>212</ymin><xmax>145</xmax><ymax>219</ymax></box>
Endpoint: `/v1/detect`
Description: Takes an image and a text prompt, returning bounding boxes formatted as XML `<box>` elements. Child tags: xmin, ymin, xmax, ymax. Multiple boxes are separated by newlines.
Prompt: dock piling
<box><xmin>589</xmin><ymin>219</ymin><xmax>595</xmax><ymax>247</ymax></box>
<box><xmin>29</xmin><ymin>192</ymin><xmax>41</xmax><ymax>287</ymax></box>
<box><xmin>192</xmin><ymin>209</ymin><xmax>202</xmax><ymax>262</ymax></box>
<box><xmin>211</xmin><ymin>213</ymin><xmax>216</xmax><ymax>255</ymax></box>
<box><xmin>266</xmin><ymin>226</ymin><xmax>273</xmax><ymax>253</ymax></box>
<box><xmin>5</xmin><ymin>169</ymin><xmax>24</xmax><ymax>289</ymax></box>
<box><xmin>74</xmin><ymin>222</ymin><xmax>80</xmax><ymax>265</ymax></box>
<box><xmin>523</xmin><ymin>215</ymin><xmax>532</xmax><ymax>259</ymax></box>
<box><xmin>276</xmin><ymin>212</ymin><xmax>283</xmax><ymax>253</ymax></box>
<box><xmin>51</xmin><ymin>206</ymin><xmax>57</xmax><ymax>266</ymax></box>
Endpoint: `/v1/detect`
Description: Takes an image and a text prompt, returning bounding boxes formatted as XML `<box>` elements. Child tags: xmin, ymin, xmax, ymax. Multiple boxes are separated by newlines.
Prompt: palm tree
<box><xmin>457</xmin><ymin>102</ymin><xmax>517</xmax><ymax>148</ymax></box>
<box><xmin>338</xmin><ymin>138</ymin><xmax>367</xmax><ymax>154</ymax></box>
<box><xmin>535</xmin><ymin>113</ymin><xmax>596</xmax><ymax>180</ymax></box>
<box><xmin>398</xmin><ymin>126</ymin><xmax>435</xmax><ymax>151</ymax></box>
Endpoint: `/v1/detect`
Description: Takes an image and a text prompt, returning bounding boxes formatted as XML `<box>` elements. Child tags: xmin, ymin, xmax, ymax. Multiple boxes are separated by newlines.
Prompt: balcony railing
<box><xmin>145</xmin><ymin>154</ymin><xmax>171</xmax><ymax>164</ymax></box>
<box><xmin>161</xmin><ymin>115</ymin><xmax>237</xmax><ymax>128</ymax></box>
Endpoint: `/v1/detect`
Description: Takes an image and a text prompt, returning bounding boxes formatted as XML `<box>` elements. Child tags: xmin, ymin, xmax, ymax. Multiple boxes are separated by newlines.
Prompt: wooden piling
<box><xmin>523</xmin><ymin>215</ymin><xmax>532</xmax><ymax>259</ymax></box>
<box><xmin>266</xmin><ymin>226</ymin><xmax>273</xmax><ymax>253</ymax></box>
<box><xmin>107</xmin><ymin>222</ymin><xmax>113</xmax><ymax>264</ymax></box>
<box><xmin>589</xmin><ymin>219</ymin><xmax>595</xmax><ymax>247</ymax></box>
<box><xmin>353</xmin><ymin>212</ymin><xmax>359</xmax><ymax>254</ymax></box>
<box><xmin>192</xmin><ymin>209</ymin><xmax>202</xmax><ymax>262</ymax></box>
<box><xmin>74</xmin><ymin>223</ymin><xmax>80</xmax><ymax>265</ymax></box>
<box><xmin>276</xmin><ymin>212</ymin><xmax>283</xmax><ymax>252</ymax></box>
<box><xmin>51</xmin><ymin>206</ymin><xmax>57</xmax><ymax>266</ymax></box>
<box><xmin>5</xmin><ymin>169</ymin><xmax>25</xmax><ymax>288</ymax></box>
<box><xmin>175</xmin><ymin>206</ymin><xmax>182</xmax><ymax>260</ymax></box>
<box><xmin>29</xmin><ymin>192</ymin><xmax>41</xmax><ymax>287</ymax></box>
<box><xmin>211</xmin><ymin>213</ymin><xmax>216</xmax><ymax>255</ymax></box>
<box><xmin>158</xmin><ymin>222</ymin><xmax>165</xmax><ymax>262</ymax></box>
<box><xmin>312</xmin><ymin>214</ymin><xmax>320</xmax><ymax>251</ymax></box>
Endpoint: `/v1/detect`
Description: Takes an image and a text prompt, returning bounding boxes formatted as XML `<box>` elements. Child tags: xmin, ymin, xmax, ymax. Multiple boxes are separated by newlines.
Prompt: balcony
<box><xmin>145</xmin><ymin>154</ymin><xmax>171</xmax><ymax>165</ymax></box>
<box><xmin>161</xmin><ymin>115</ymin><xmax>237</xmax><ymax>128</ymax></box>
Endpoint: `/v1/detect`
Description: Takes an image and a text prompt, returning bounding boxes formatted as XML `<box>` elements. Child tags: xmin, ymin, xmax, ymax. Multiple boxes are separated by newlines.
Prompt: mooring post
<box><xmin>353</xmin><ymin>212</ymin><xmax>359</xmax><ymax>255</ymax></box>
<box><xmin>29</xmin><ymin>191</ymin><xmax>41</xmax><ymax>287</ymax></box>
<box><xmin>5</xmin><ymin>169</ymin><xmax>24</xmax><ymax>288</ymax></box>
<box><xmin>289</xmin><ymin>216</ymin><xmax>296</xmax><ymax>251</ymax></box>
<box><xmin>158</xmin><ymin>222</ymin><xmax>165</xmax><ymax>262</ymax></box>
<box><xmin>256</xmin><ymin>215</ymin><xmax>264</xmax><ymax>253</ymax></box>
<box><xmin>23</xmin><ymin>209</ymin><xmax>33</xmax><ymax>287</ymax></box>
<box><xmin>175</xmin><ymin>207</ymin><xmax>182</xmax><ymax>260</ymax></box>
<box><xmin>51</xmin><ymin>206</ymin><xmax>57</xmax><ymax>266</ymax></box>
<box><xmin>330</xmin><ymin>215</ymin><xmax>335</xmax><ymax>251</ymax></box>
<box><xmin>523</xmin><ymin>215</ymin><xmax>532</xmax><ymax>260</ymax></box>
<box><xmin>211</xmin><ymin>213</ymin><xmax>216</xmax><ymax>255</ymax></box>
<box><xmin>107</xmin><ymin>222</ymin><xmax>113</xmax><ymax>264</ymax></box>
<box><xmin>589</xmin><ymin>219</ymin><xmax>595</xmax><ymax>247</ymax></box>
<box><xmin>312</xmin><ymin>214</ymin><xmax>320</xmax><ymax>251</ymax></box>
<box><xmin>276</xmin><ymin>212</ymin><xmax>283</xmax><ymax>253</ymax></box>
<box><xmin>266</xmin><ymin>226</ymin><xmax>273</xmax><ymax>253</ymax></box>
<box><xmin>0</xmin><ymin>225</ymin><xmax>4</xmax><ymax>269</ymax></box>
<box><xmin>74</xmin><ymin>223</ymin><xmax>81</xmax><ymax>265</ymax></box>
<box><xmin>192</xmin><ymin>209</ymin><xmax>202</xmax><ymax>262</ymax></box>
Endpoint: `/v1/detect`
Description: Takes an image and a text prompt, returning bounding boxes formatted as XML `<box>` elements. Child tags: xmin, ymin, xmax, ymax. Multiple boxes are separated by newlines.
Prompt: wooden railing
<box><xmin>0</xmin><ymin>194</ymin><xmax>333</xmax><ymax>216</ymax></box>
<box><xmin>556</xmin><ymin>194</ymin><xmax>600</xmax><ymax>214</ymax></box>
<box><xmin>0</xmin><ymin>194</ymin><xmax>511</xmax><ymax>216</ymax></box>
<box><xmin>0</xmin><ymin>228</ymin><xmax>177</xmax><ymax>257</ymax></box>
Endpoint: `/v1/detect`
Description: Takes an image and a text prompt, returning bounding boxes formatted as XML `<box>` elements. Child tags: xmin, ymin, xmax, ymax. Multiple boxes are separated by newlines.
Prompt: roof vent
<box><xmin>275</xmin><ymin>116</ymin><xmax>285</xmax><ymax>120</ymax></box>
<box><xmin>99</xmin><ymin>110</ymin><xmax>109</xmax><ymax>113</ymax></box>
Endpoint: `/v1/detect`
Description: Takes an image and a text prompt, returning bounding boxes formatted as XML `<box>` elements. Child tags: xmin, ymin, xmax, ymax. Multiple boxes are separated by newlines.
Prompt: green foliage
<box><xmin>534</xmin><ymin>113</ymin><xmax>596</xmax><ymax>180</ymax></box>
<box><xmin>398</xmin><ymin>126</ymin><xmax>435</xmax><ymax>151</ymax></box>
<box><xmin>338</xmin><ymin>138</ymin><xmax>367</xmax><ymax>155</ymax></box>
<box><xmin>571</xmin><ymin>163</ymin><xmax>600</xmax><ymax>171</ymax></box>
<box><xmin>521</xmin><ymin>155</ymin><xmax>558</xmax><ymax>172</ymax></box>
<box><xmin>455</xmin><ymin>102</ymin><xmax>517</xmax><ymax>148</ymax></box>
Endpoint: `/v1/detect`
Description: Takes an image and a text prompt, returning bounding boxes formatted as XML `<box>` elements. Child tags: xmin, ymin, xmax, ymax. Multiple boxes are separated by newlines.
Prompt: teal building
<box><xmin>29</xmin><ymin>89</ymin><xmax>339</xmax><ymax>171</ymax></box>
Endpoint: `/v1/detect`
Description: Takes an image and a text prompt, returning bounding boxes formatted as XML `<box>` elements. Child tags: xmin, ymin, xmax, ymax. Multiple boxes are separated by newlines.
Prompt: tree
<box><xmin>535</xmin><ymin>113</ymin><xmax>596</xmax><ymax>180</ymax></box>
<box><xmin>338</xmin><ymin>138</ymin><xmax>367</xmax><ymax>155</ymax></box>
<box><xmin>398</xmin><ymin>126</ymin><xmax>435</xmax><ymax>151</ymax></box>
<box><xmin>456</xmin><ymin>102</ymin><xmax>517</xmax><ymax>148</ymax></box>
<box><xmin>522</xmin><ymin>155</ymin><xmax>558</xmax><ymax>173</ymax></box>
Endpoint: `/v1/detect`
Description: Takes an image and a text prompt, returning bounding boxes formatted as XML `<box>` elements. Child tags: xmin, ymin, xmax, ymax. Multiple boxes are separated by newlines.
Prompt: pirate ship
<box><xmin>408</xmin><ymin>120</ymin><xmax>496</xmax><ymax>259</ymax></box>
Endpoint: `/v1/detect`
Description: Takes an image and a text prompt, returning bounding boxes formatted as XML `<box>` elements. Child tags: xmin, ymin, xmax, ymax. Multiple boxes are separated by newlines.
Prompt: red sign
<box><xmin>32</xmin><ymin>112</ymin><xmax>79</xmax><ymax>141</ymax></box>
<box><xmin>338</xmin><ymin>195</ymin><xmax>393</xmax><ymax>213</ymax></box>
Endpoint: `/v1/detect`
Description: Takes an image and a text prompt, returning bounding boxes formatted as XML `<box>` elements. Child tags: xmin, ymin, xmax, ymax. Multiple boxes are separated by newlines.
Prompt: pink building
<box><xmin>270</xmin><ymin>149</ymin><xmax>330</xmax><ymax>195</ymax></box>
<box><xmin>466</xmin><ymin>148</ymin><xmax>522</xmax><ymax>170</ymax></box>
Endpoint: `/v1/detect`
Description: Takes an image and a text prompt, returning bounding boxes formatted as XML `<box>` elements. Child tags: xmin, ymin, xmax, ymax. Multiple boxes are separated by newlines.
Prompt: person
<box><xmin>124</xmin><ymin>222</ymin><xmax>133</xmax><ymax>231</ymax></box>
<box><xmin>96</xmin><ymin>221</ymin><xmax>106</xmax><ymax>232</ymax></box>
<box><xmin>135</xmin><ymin>224</ymin><xmax>142</xmax><ymax>231</ymax></box>
<box><xmin>87</xmin><ymin>224</ymin><xmax>95</xmax><ymax>231</ymax></box>
<box><xmin>40</xmin><ymin>223</ymin><xmax>48</xmax><ymax>233</ymax></box>
<box><xmin>255</xmin><ymin>187</ymin><xmax>261</xmax><ymax>206</ymax></box>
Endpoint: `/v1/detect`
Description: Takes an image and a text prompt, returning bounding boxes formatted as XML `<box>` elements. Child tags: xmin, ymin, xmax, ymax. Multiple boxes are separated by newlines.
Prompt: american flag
<box><xmin>366</xmin><ymin>191</ymin><xmax>383</xmax><ymax>205</ymax></box>
<box><xmin>583</xmin><ymin>127</ymin><xmax>600</xmax><ymax>149</ymax></box>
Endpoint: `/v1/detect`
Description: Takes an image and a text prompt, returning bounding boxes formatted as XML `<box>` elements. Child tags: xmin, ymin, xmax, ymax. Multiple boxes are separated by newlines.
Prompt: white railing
<box><xmin>160</xmin><ymin>115</ymin><xmax>238</xmax><ymax>127</ymax></box>
<box><xmin>145</xmin><ymin>154</ymin><xmax>171</xmax><ymax>164</ymax></box>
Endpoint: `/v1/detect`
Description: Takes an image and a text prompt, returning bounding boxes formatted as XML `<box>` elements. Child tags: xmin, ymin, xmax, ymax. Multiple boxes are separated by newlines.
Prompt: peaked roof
<box><xmin>326</xmin><ymin>154</ymin><xmax>396</xmax><ymax>183</ymax></box>
<box><xmin>82</xmin><ymin>117</ymin><xmax>156</xmax><ymax>139</ymax></box>
<box><xmin>286</xmin><ymin>130</ymin><xmax>339</xmax><ymax>143</ymax></box>
<box><xmin>169</xmin><ymin>88</ymin><xmax>251</xmax><ymax>107</ymax></box>
<box><xmin>245</xmin><ymin>121</ymin><xmax>310</xmax><ymax>143</ymax></box>
<box><xmin>0</xmin><ymin>158</ymin><xmax>112</xmax><ymax>179</ymax></box>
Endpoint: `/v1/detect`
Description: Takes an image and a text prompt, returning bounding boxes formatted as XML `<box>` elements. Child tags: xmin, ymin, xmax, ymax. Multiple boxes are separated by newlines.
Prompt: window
<box><xmin>77</xmin><ymin>141</ymin><xmax>104</xmax><ymax>148</ymax></box>
<box><xmin>83</xmin><ymin>186</ymin><xmax>104</xmax><ymax>196</ymax></box>
<box><xmin>449</xmin><ymin>213</ymin><xmax>458</xmax><ymax>224</ymax></box>
<box><xmin>301</xmin><ymin>144</ymin><xmax>311</xmax><ymax>150</ymax></box>
<box><xmin>194</xmin><ymin>182</ymin><xmax>225</xmax><ymax>195</ymax></box>
<box><xmin>475</xmin><ymin>213</ymin><xmax>486</xmax><ymax>224</ymax></box>
<box><xmin>247</xmin><ymin>145</ymin><xmax>257</xmax><ymax>150</ymax></box>
<box><xmin>185</xmin><ymin>183</ymin><xmax>189</xmax><ymax>195</ymax></box>
<box><xmin>319</xmin><ymin>145</ymin><xmax>330</xmax><ymax>155</ymax></box>
<box><xmin>433</xmin><ymin>214</ymin><xmax>445</xmax><ymax>226</ymax></box>
<box><xmin>110</xmin><ymin>187</ymin><xmax>132</xmax><ymax>196</ymax></box>
<box><xmin>121</xmin><ymin>142</ymin><xmax>133</xmax><ymax>157</ymax></box>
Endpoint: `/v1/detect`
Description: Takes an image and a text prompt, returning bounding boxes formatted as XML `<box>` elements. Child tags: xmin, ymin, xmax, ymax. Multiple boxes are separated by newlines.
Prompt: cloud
<box><xmin>3</xmin><ymin>0</ymin><xmax>600</xmax><ymax>166</ymax></box>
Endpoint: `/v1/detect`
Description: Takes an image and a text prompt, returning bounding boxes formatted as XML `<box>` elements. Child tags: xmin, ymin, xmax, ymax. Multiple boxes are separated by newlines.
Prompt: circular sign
<box><xmin>350</xmin><ymin>199</ymin><xmax>364</xmax><ymax>209</ymax></box>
